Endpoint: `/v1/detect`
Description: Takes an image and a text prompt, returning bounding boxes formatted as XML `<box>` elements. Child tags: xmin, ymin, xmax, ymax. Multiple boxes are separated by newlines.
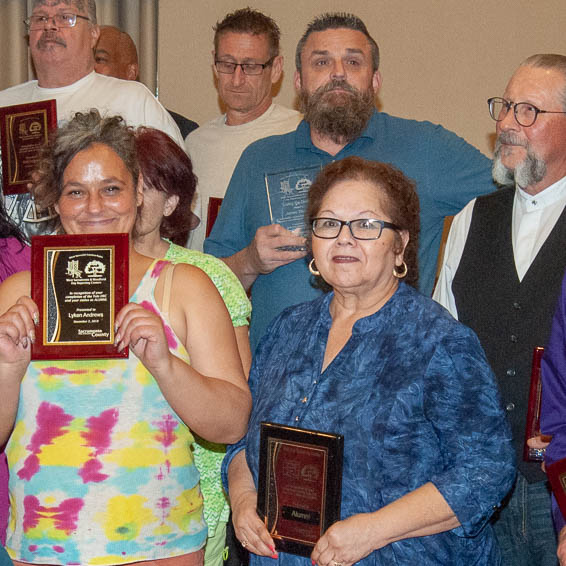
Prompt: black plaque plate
<box><xmin>30</xmin><ymin>233</ymin><xmax>129</xmax><ymax>360</ymax></box>
<box><xmin>257</xmin><ymin>422</ymin><xmax>343</xmax><ymax>557</ymax></box>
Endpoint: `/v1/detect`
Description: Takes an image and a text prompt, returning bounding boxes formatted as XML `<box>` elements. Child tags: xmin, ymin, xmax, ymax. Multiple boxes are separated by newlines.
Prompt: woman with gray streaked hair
<box><xmin>0</xmin><ymin>110</ymin><xmax>250</xmax><ymax>566</ymax></box>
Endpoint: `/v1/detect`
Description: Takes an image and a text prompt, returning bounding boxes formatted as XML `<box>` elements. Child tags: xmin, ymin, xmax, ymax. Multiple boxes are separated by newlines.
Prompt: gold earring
<box><xmin>393</xmin><ymin>261</ymin><xmax>407</xmax><ymax>279</ymax></box>
<box><xmin>309</xmin><ymin>258</ymin><xmax>320</xmax><ymax>276</ymax></box>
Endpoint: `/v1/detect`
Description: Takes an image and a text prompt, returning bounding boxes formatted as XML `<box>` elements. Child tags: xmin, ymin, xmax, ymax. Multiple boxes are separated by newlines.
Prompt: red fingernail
<box><xmin>311</xmin><ymin>561</ymin><xmax>315</xmax><ymax>565</ymax></box>
<box><xmin>271</xmin><ymin>554</ymin><xmax>278</xmax><ymax>559</ymax></box>
<box><xmin>269</xmin><ymin>546</ymin><xmax>275</xmax><ymax>553</ymax></box>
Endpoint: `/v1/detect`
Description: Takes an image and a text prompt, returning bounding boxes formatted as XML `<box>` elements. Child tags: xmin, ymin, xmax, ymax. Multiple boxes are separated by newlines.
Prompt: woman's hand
<box><xmin>0</xmin><ymin>296</ymin><xmax>37</xmax><ymax>372</ymax></box>
<box><xmin>312</xmin><ymin>514</ymin><xmax>376</xmax><ymax>566</ymax></box>
<box><xmin>114</xmin><ymin>302</ymin><xmax>172</xmax><ymax>375</ymax></box>
<box><xmin>231</xmin><ymin>488</ymin><xmax>277</xmax><ymax>559</ymax></box>
<box><xmin>0</xmin><ymin>292</ymin><xmax>37</xmax><ymax>446</ymax></box>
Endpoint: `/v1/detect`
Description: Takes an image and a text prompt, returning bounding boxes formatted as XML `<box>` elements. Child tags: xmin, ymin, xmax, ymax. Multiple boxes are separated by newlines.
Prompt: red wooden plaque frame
<box><xmin>0</xmin><ymin>99</ymin><xmax>57</xmax><ymax>195</ymax></box>
<box><xmin>30</xmin><ymin>233</ymin><xmax>129</xmax><ymax>360</ymax></box>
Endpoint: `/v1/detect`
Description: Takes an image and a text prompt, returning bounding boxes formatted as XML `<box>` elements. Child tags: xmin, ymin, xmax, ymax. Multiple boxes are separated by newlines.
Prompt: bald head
<box><xmin>94</xmin><ymin>25</ymin><xmax>138</xmax><ymax>80</ymax></box>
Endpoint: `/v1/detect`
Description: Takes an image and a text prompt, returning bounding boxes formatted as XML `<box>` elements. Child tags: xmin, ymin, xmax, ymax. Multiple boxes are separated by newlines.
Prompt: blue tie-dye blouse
<box><xmin>223</xmin><ymin>283</ymin><xmax>515</xmax><ymax>566</ymax></box>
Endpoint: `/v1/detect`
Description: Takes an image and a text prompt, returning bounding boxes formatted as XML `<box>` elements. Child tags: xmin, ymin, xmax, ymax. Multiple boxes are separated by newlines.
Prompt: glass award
<box><xmin>30</xmin><ymin>233</ymin><xmax>129</xmax><ymax>360</ymax></box>
<box><xmin>257</xmin><ymin>422</ymin><xmax>343</xmax><ymax>557</ymax></box>
<box><xmin>264</xmin><ymin>165</ymin><xmax>322</xmax><ymax>235</ymax></box>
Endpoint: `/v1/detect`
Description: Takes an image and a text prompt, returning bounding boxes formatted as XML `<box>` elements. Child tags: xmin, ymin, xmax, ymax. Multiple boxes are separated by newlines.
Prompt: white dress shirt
<box><xmin>433</xmin><ymin>176</ymin><xmax>566</xmax><ymax>318</ymax></box>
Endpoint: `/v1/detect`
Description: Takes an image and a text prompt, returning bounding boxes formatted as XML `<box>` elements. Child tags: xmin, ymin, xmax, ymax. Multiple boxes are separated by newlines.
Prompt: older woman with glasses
<box><xmin>223</xmin><ymin>156</ymin><xmax>515</xmax><ymax>566</ymax></box>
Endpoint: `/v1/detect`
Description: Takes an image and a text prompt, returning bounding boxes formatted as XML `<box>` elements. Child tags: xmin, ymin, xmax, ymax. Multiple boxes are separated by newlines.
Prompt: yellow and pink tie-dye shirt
<box><xmin>5</xmin><ymin>260</ymin><xmax>206</xmax><ymax>565</ymax></box>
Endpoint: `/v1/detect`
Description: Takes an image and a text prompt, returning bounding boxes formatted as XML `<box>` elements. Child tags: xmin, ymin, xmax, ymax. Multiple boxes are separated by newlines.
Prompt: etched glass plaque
<box><xmin>264</xmin><ymin>165</ymin><xmax>322</xmax><ymax>234</ymax></box>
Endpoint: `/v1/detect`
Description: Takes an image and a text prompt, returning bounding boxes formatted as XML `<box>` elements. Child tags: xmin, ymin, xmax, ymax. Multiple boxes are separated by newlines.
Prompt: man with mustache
<box><xmin>434</xmin><ymin>54</ymin><xmax>566</xmax><ymax>565</ymax></box>
<box><xmin>205</xmin><ymin>12</ymin><xmax>495</xmax><ymax>351</ymax></box>
<box><xmin>0</xmin><ymin>0</ymin><xmax>182</xmax><ymax>240</ymax></box>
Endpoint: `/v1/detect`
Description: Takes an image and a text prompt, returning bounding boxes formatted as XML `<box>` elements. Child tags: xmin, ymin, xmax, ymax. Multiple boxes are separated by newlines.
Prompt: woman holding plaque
<box><xmin>224</xmin><ymin>157</ymin><xmax>515</xmax><ymax>565</ymax></box>
<box><xmin>133</xmin><ymin>126</ymin><xmax>252</xmax><ymax>566</ymax></box>
<box><xmin>0</xmin><ymin>110</ymin><xmax>250</xmax><ymax>566</ymax></box>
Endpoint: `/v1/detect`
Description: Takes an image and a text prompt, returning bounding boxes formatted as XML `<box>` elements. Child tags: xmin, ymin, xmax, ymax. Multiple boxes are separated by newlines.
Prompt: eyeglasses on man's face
<box><xmin>487</xmin><ymin>96</ymin><xmax>566</xmax><ymax>128</ymax></box>
<box><xmin>24</xmin><ymin>13</ymin><xmax>90</xmax><ymax>31</ymax></box>
<box><xmin>214</xmin><ymin>56</ymin><xmax>275</xmax><ymax>76</ymax></box>
<box><xmin>312</xmin><ymin>217</ymin><xmax>400</xmax><ymax>240</ymax></box>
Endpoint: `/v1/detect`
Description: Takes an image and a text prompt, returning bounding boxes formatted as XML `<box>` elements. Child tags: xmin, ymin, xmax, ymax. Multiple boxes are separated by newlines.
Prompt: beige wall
<box><xmin>158</xmin><ymin>0</ymin><xmax>566</xmax><ymax>156</ymax></box>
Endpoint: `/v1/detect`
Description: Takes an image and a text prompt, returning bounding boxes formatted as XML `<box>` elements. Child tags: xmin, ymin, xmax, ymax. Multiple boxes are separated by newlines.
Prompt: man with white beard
<box><xmin>434</xmin><ymin>53</ymin><xmax>566</xmax><ymax>566</ymax></box>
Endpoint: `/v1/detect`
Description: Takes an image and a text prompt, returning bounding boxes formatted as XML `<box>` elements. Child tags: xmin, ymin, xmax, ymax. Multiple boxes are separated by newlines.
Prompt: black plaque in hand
<box><xmin>257</xmin><ymin>422</ymin><xmax>343</xmax><ymax>557</ymax></box>
<box><xmin>30</xmin><ymin>233</ymin><xmax>129</xmax><ymax>360</ymax></box>
<box><xmin>0</xmin><ymin>100</ymin><xmax>57</xmax><ymax>195</ymax></box>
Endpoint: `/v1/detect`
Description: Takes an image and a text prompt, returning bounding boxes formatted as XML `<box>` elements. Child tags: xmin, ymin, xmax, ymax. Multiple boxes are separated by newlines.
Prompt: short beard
<box><xmin>298</xmin><ymin>79</ymin><xmax>375</xmax><ymax>145</ymax></box>
<box><xmin>492</xmin><ymin>132</ymin><xmax>546</xmax><ymax>189</ymax></box>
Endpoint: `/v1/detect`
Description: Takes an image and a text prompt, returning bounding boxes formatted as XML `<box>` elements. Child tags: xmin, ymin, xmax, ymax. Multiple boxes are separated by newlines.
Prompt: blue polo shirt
<box><xmin>205</xmin><ymin>110</ymin><xmax>494</xmax><ymax>350</ymax></box>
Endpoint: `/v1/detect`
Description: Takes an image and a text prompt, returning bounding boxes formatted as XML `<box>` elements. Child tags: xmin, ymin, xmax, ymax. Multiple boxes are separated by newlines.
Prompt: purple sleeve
<box><xmin>0</xmin><ymin>237</ymin><xmax>31</xmax><ymax>283</ymax></box>
<box><xmin>541</xmin><ymin>271</ymin><xmax>566</xmax><ymax>531</ymax></box>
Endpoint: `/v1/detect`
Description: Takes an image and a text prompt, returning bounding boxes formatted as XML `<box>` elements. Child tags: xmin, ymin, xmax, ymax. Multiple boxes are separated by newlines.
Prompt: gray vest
<box><xmin>453</xmin><ymin>187</ymin><xmax>566</xmax><ymax>482</ymax></box>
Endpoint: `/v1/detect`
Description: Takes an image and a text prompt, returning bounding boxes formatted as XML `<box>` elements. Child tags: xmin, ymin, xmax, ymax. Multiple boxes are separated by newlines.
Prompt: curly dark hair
<box><xmin>0</xmin><ymin>198</ymin><xmax>26</xmax><ymax>243</ymax></box>
<box><xmin>134</xmin><ymin>127</ymin><xmax>197</xmax><ymax>243</ymax></box>
<box><xmin>31</xmin><ymin>109</ymin><xmax>138</xmax><ymax>231</ymax></box>
<box><xmin>306</xmin><ymin>156</ymin><xmax>420</xmax><ymax>288</ymax></box>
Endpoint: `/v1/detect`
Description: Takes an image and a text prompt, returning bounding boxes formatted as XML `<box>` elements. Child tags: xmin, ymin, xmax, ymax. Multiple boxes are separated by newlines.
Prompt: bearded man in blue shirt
<box><xmin>205</xmin><ymin>12</ymin><xmax>495</xmax><ymax>351</ymax></box>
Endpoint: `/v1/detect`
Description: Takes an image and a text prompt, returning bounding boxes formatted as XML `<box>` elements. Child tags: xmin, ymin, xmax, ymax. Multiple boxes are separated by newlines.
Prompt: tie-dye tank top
<box><xmin>5</xmin><ymin>260</ymin><xmax>207</xmax><ymax>565</ymax></box>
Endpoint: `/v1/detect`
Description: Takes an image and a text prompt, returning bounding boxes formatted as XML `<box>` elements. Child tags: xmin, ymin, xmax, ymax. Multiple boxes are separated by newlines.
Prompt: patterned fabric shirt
<box><xmin>6</xmin><ymin>260</ymin><xmax>207</xmax><ymax>565</ymax></box>
<box><xmin>165</xmin><ymin>242</ymin><xmax>250</xmax><ymax>536</ymax></box>
<box><xmin>165</xmin><ymin>243</ymin><xmax>250</xmax><ymax>327</ymax></box>
<box><xmin>223</xmin><ymin>283</ymin><xmax>516</xmax><ymax>566</ymax></box>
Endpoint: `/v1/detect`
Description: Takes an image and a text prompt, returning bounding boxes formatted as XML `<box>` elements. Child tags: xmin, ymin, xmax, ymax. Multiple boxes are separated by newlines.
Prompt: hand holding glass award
<box><xmin>257</xmin><ymin>422</ymin><xmax>343</xmax><ymax>557</ymax></box>
<box><xmin>265</xmin><ymin>165</ymin><xmax>321</xmax><ymax>252</ymax></box>
<box><xmin>31</xmin><ymin>233</ymin><xmax>129</xmax><ymax>360</ymax></box>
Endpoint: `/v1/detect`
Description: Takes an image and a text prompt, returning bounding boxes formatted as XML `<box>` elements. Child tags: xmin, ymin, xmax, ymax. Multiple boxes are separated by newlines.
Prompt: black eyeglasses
<box><xmin>487</xmin><ymin>97</ymin><xmax>566</xmax><ymax>128</ymax></box>
<box><xmin>24</xmin><ymin>13</ymin><xmax>90</xmax><ymax>31</ymax></box>
<box><xmin>312</xmin><ymin>218</ymin><xmax>400</xmax><ymax>240</ymax></box>
<box><xmin>214</xmin><ymin>56</ymin><xmax>275</xmax><ymax>76</ymax></box>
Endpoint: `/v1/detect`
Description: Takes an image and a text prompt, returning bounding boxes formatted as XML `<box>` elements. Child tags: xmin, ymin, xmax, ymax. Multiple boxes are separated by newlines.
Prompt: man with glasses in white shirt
<box><xmin>185</xmin><ymin>8</ymin><xmax>301</xmax><ymax>251</ymax></box>
<box><xmin>434</xmin><ymin>53</ymin><xmax>566</xmax><ymax>566</ymax></box>
<box><xmin>0</xmin><ymin>0</ymin><xmax>182</xmax><ymax>240</ymax></box>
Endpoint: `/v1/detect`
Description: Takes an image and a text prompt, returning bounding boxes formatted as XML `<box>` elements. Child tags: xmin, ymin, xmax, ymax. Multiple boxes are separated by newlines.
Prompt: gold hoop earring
<box><xmin>309</xmin><ymin>258</ymin><xmax>320</xmax><ymax>276</ymax></box>
<box><xmin>393</xmin><ymin>261</ymin><xmax>407</xmax><ymax>279</ymax></box>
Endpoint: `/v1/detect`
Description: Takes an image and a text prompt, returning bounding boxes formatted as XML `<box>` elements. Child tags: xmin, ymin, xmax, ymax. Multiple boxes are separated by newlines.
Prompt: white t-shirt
<box><xmin>0</xmin><ymin>71</ymin><xmax>183</xmax><ymax>238</ymax></box>
<box><xmin>185</xmin><ymin>103</ymin><xmax>302</xmax><ymax>251</ymax></box>
<box><xmin>434</xmin><ymin>176</ymin><xmax>566</xmax><ymax>317</ymax></box>
<box><xmin>0</xmin><ymin>71</ymin><xmax>182</xmax><ymax>144</ymax></box>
